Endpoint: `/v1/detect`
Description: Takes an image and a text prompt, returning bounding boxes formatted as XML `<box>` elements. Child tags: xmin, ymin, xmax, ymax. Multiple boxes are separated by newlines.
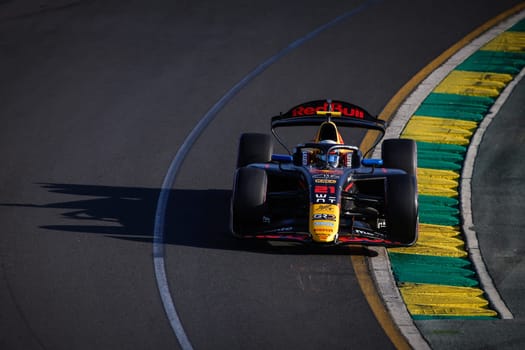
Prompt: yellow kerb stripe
<box><xmin>434</xmin><ymin>70</ymin><xmax>513</xmax><ymax>97</ymax></box>
<box><xmin>402</xmin><ymin>115</ymin><xmax>478</xmax><ymax>145</ymax></box>
<box><xmin>399</xmin><ymin>283</ymin><xmax>498</xmax><ymax>317</ymax></box>
<box><xmin>481</xmin><ymin>31</ymin><xmax>525</xmax><ymax>52</ymax></box>
<box><xmin>390</xmin><ymin>224</ymin><xmax>467</xmax><ymax>257</ymax></box>
<box><xmin>417</xmin><ymin>168</ymin><xmax>460</xmax><ymax>197</ymax></box>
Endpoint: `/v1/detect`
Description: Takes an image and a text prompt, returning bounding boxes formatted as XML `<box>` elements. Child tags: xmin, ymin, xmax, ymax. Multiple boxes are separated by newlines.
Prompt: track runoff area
<box><xmin>356</xmin><ymin>5</ymin><xmax>525</xmax><ymax>350</ymax></box>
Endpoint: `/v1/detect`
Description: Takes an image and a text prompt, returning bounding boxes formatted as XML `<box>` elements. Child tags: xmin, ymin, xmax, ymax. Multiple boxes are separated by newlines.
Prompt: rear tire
<box><xmin>237</xmin><ymin>133</ymin><xmax>273</xmax><ymax>168</ymax></box>
<box><xmin>231</xmin><ymin>167</ymin><xmax>268</xmax><ymax>236</ymax></box>
<box><xmin>382</xmin><ymin>139</ymin><xmax>417</xmax><ymax>176</ymax></box>
<box><xmin>385</xmin><ymin>174</ymin><xmax>418</xmax><ymax>245</ymax></box>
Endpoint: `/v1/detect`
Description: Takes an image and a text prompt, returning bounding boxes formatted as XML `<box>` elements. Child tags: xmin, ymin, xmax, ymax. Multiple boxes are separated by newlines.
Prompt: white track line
<box><xmin>370</xmin><ymin>10</ymin><xmax>525</xmax><ymax>349</ymax></box>
<box><xmin>461</xmin><ymin>68</ymin><xmax>525</xmax><ymax>320</ymax></box>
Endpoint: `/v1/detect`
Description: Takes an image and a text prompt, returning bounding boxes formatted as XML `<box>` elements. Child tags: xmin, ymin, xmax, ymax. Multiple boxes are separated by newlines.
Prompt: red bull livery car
<box><xmin>230</xmin><ymin>100</ymin><xmax>418</xmax><ymax>247</ymax></box>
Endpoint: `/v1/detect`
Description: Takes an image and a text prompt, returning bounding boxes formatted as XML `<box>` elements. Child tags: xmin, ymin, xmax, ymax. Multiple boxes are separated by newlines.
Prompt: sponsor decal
<box><xmin>314</xmin><ymin>221</ymin><xmax>334</xmax><ymax>227</ymax></box>
<box><xmin>315</xmin><ymin>234</ymin><xmax>330</xmax><ymax>240</ymax></box>
<box><xmin>314</xmin><ymin>228</ymin><xmax>333</xmax><ymax>233</ymax></box>
<box><xmin>354</xmin><ymin>228</ymin><xmax>387</xmax><ymax>240</ymax></box>
<box><xmin>313</xmin><ymin>173</ymin><xmax>341</xmax><ymax>179</ymax></box>
<box><xmin>313</xmin><ymin>213</ymin><xmax>336</xmax><ymax>221</ymax></box>
<box><xmin>314</xmin><ymin>194</ymin><xmax>337</xmax><ymax>204</ymax></box>
<box><xmin>314</xmin><ymin>178</ymin><xmax>337</xmax><ymax>184</ymax></box>
<box><xmin>314</xmin><ymin>185</ymin><xmax>336</xmax><ymax>194</ymax></box>
<box><xmin>309</xmin><ymin>169</ymin><xmax>343</xmax><ymax>175</ymax></box>
<box><xmin>315</xmin><ymin>193</ymin><xmax>327</xmax><ymax>203</ymax></box>
<box><xmin>291</xmin><ymin>102</ymin><xmax>364</xmax><ymax>119</ymax></box>
<box><xmin>315</xmin><ymin>204</ymin><xmax>335</xmax><ymax>212</ymax></box>
<box><xmin>345</xmin><ymin>152</ymin><xmax>353</xmax><ymax>168</ymax></box>
<box><xmin>302</xmin><ymin>150</ymin><xmax>309</xmax><ymax>166</ymax></box>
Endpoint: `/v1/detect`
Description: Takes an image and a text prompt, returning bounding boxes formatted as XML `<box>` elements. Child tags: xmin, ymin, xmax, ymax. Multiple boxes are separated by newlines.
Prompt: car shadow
<box><xmin>1</xmin><ymin>182</ymin><xmax>376</xmax><ymax>256</ymax></box>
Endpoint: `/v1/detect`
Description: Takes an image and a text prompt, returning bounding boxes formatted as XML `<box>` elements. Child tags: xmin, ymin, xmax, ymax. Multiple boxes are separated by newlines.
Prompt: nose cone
<box><xmin>309</xmin><ymin>204</ymin><xmax>339</xmax><ymax>243</ymax></box>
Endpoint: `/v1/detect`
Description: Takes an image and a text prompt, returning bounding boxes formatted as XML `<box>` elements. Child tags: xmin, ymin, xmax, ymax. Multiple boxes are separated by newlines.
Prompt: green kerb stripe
<box><xmin>509</xmin><ymin>18</ymin><xmax>525</xmax><ymax>31</ymax></box>
<box><xmin>419</xmin><ymin>195</ymin><xmax>460</xmax><ymax>226</ymax></box>
<box><xmin>389</xmin><ymin>253</ymin><xmax>478</xmax><ymax>287</ymax></box>
<box><xmin>456</xmin><ymin>51</ymin><xmax>525</xmax><ymax>74</ymax></box>
<box><xmin>414</xmin><ymin>93</ymin><xmax>494</xmax><ymax>122</ymax></box>
<box><xmin>422</xmin><ymin>93</ymin><xmax>494</xmax><ymax>108</ymax></box>
<box><xmin>417</xmin><ymin>141</ymin><xmax>467</xmax><ymax>171</ymax></box>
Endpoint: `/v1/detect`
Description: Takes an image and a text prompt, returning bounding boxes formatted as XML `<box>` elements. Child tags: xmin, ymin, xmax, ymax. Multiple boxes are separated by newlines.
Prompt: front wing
<box><xmin>239</xmin><ymin>228</ymin><xmax>405</xmax><ymax>247</ymax></box>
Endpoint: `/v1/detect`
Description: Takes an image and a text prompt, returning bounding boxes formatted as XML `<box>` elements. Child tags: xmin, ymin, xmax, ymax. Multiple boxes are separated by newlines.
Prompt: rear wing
<box><xmin>271</xmin><ymin>100</ymin><xmax>386</xmax><ymax>132</ymax></box>
<box><xmin>271</xmin><ymin>100</ymin><xmax>386</xmax><ymax>154</ymax></box>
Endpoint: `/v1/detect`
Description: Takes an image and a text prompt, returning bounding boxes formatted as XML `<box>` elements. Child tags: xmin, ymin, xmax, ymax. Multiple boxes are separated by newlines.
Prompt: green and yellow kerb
<box><xmin>389</xmin><ymin>18</ymin><xmax>525</xmax><ymax>319</ymax></box>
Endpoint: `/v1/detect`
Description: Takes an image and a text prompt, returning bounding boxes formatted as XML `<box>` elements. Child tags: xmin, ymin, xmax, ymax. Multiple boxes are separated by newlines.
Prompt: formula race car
<box><xmin>230</xmin><ymin>100</ymin><xmax>418</xmax><ymax>247</ymax></box>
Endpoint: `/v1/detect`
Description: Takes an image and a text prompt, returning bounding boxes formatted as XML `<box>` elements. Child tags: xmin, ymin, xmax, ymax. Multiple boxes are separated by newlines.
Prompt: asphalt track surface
<box><xmin>0</xmin><ymin>1</ymin><xmax>523</xmax><ymax>349</ymax></box>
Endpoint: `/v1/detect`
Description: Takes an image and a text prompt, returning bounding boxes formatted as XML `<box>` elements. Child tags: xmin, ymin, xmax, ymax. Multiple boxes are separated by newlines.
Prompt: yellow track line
<box><xmin>352</xmin><ymin>255</ymin><xmax>412</xmax><ymax>350</ymax></box>
<box><xmin>352</xmin><ymin>2</ymin><xmax>525</xmax><ymax>348</ymax></box>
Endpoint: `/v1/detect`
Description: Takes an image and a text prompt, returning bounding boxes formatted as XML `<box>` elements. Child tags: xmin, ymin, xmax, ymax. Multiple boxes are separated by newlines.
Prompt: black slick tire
<box><xmin>385</xmin><ymin>174</ymin><xmax>418</xmax><ymax>245</ymax></box>
<box><xmin>237</xmin><ymin>133</ymin><xmax>273</xmax><ymax>168</ymax></box>
<box><xmin>231</xmin><ymin>167</ymin><xmax>268</xmax><ymax>236</ymax></box>
<box><xmin>382</xmin><ymin>139</ymin><xmax>417</xmax><ymax>176</ymax></box>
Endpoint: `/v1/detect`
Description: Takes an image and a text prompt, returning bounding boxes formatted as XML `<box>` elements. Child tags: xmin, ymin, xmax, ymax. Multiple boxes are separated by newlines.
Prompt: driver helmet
<box><xmin>318</xmin><ymin>140</ymin><xmax>340</xmax><ymax>168</ymax></box>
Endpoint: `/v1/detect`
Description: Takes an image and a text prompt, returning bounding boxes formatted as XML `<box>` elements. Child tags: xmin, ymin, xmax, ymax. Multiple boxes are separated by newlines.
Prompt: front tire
<box><xmin>231</xmin><ymin>167</ymin><xmax>268</xmax><ymax>236</ymax></box>
<box><xmin>385</xmin><ymin>174</ymin><xmax>418</xmax><ymax>245</ymax></box>
<box><xmin>382</xmin><ymin>139</ymin><xmax>417</xmax><ymax>176</ymax></box>
<box><xmin>237</xmin><ymin>133</ymin><xmax>273</xmax><ymax>168</ymax></box>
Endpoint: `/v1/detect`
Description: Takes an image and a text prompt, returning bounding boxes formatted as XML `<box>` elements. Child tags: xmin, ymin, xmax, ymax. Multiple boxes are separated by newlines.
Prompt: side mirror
<box><xmin>271</xmin><ymin>154</ymin><xmax>293</xmax><ymax>163</ymax></box>
<box><xmin>362</xmin><ymin>158</ymin><xmax>383</xmax><ymax>167</ymax></box>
